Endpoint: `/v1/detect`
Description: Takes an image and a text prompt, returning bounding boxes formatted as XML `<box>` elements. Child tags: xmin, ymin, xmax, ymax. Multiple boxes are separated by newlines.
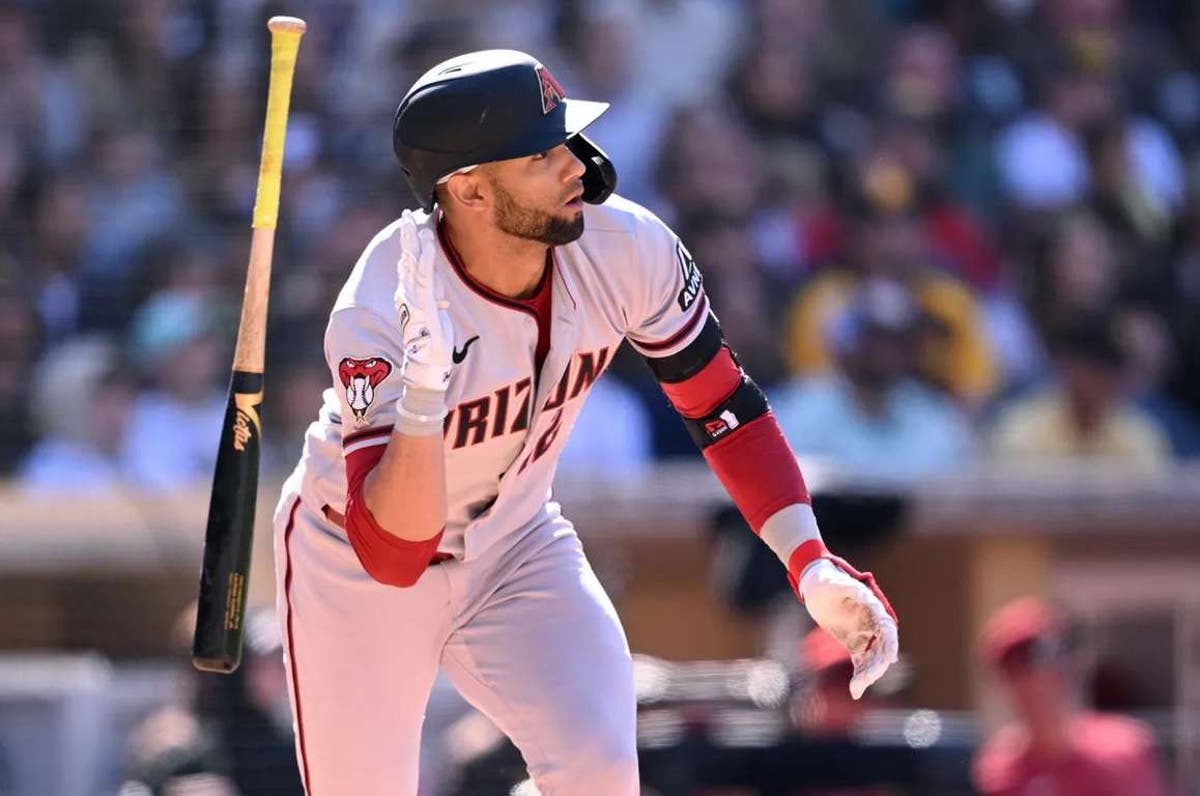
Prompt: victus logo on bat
<box><xmin>338</xmin><ymin>356</ymin><xmax>394</xmax><ymax>423</ymax></box>
<box><xmin>233</xmin><ymin>389</ymin><xmax>263</xmax><ymax>452</ymax></box>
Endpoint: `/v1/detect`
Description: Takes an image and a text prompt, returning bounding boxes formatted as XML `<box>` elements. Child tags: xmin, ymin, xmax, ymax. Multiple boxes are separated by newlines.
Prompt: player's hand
<box><xmin>799</xmin><ymin>557</ymin><xmax>899</xmax><ymax>700</ymax></box>
<box><xmin>395</xmin><ymin>210</ymin><xmax>454</xmax><ymax>393</ymax></box>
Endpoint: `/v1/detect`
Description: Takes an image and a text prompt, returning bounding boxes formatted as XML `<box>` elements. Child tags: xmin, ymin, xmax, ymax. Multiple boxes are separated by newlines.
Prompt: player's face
<box><xmin>484</xmin><ymin>144</ymin><xmax>587</xmax><ymax>246</ymax></box>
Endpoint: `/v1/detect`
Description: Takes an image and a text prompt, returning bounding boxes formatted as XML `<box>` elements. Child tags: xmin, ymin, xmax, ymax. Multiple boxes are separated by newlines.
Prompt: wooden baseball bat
<box><xmin>192</xmin><ymin>15</ymin><xmax>306</xmax><ymax>674</ymax></box>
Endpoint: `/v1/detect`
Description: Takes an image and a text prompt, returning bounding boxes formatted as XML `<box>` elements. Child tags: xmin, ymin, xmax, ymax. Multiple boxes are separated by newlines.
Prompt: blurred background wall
<box><xmin>1</xmin><ymin>0</ymin><xmax>1199</xmax><ymax>794</ymax></box>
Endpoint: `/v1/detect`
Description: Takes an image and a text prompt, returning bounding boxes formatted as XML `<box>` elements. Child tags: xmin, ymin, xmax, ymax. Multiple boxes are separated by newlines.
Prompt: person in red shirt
<box><xmin>792</xmin><ymin>627</ymin><xmax>882</xmax><ymax>738</ymax></box>
<box><xmin>786</xmin><ymin>628</ymin><xmax>899</xmax><ymax>796</ymax></box>
<box><xmin>972</xmin><ymin>597</ymin><xmax>1170</xmax><ymax>796</ymax></box>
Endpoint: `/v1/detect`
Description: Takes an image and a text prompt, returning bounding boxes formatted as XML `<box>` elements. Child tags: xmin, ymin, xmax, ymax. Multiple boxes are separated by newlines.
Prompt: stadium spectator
<box><xmin>973</xmin><ymin>597</ymin><xmax>1170</xmax><ymax>796</ymax></box>
<box><xmin>24</xmin><ymin>171</ymin><xmax>93</xmax><ymax>342</ymax></box>
<box><xmin>774</xmin><ymin>280</ymin><xmax>974</xmax><ymax>479</ymax></box>
<box><xmin>787</xmin><ymin>627</ymin><xmax>902</xmax><ymax>795</ymax></box>
<box><xmin>201</xmin><ymin>609</ymin><xmax>304</xmax><ymax>795</ymax></box>
<box><xmin>18</xmin><ymin>335</ymin><xmax>133</xmax><ymax>493</ymax></box>
<box><xmin>782</xmin><ymin>168</ymin><xmax>997</xmax><ymax>404</ymax></box>
<box><xmin>553</xmin><ymin>1</ymin><xmax>673</xmax><ymax>208</ymax></box>
<box><xmin>122</xmin><ymin>711</ymin><xmax>238</xmax><ymax>795</ymax></box>
<box><xmin>1116</xmin><ymin>303</ymin><xmax>1200</xmax><ymax>457</ymax></box>
<box><xmin>181</xmin><ymin>73</ymin><xmax>265</xmax><ymax>229</ymax></box>
<box><xmin>995</xmin><ymin>43</ymin><xmax>1183</xmax><ymax>214</ymax></box>
<box><xmin>791</xmin><ymin>627</ymin><xmax>880</xmax><ymax>737</ymax></box>
<box><xmin>0</xmin><ymin>0</ymin><xmax>84</xmax><ymax>167</ymax></box>
<box><xmin>678</xmin><ymin>207</ymin><xmax>789</xmax><ymax>387</ymax></box>
<box><xmin>628</xmin><ymin>0</ymin><xmax>744</xmax><ymax>107</ymax></box>
<box><xmin>264</xmin><ymin>359</ymin><xmax>332</xmax><ymax>478</ymax></box>
<box><xmin>122</xmin><ymin>605</ymin><xmax>300</xmax><ymax>795</ymax></box>
<box><xmin>1029</xmin><ymin>212</ymin><xmax>1120</xmax><ymax>336</ymax></box>
<box><xmin>728</xmin><ymin>37</ymin><xmax>822</xmax><ymax>155</ymax></box>
<box><xmin>655</xmin><ymin>102</ymin><xmax>765</xmax><ymax>223</ymax></box>
<box><xmin>0</xmin><ymin>130</ymin><xmax>22</xmax><ymax>262</ymax></box>
<box><xmin>990</xmin><ymin>312</ymin><xmax>1170</xmax><ymax>467</ymax></box>
<box><xmin>1165</xmin><ymin>185</ymin><xmax>1200</xmax><ymax>414</ymax></box>
<box><xmin>82</xmin><ymin>124</ymin><xmax>185</xmax><ymax>279</ymax></box>
<box><xmin>121</xmin><ymin>290</ymin><xmax>227</xmax><ymax>490</ymax></box>
<box><xmin>0</xmin><ymin>290</ymin><xmax>38</xmax><ymax>476</ymax></box>
<box><xmin>1087</xmin><ymin>118</ymin><xmax>1176</xmax><ymax>278</ymax></box>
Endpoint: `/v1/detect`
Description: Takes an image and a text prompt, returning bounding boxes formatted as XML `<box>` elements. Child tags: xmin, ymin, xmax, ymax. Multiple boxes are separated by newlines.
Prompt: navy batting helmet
<box><xmin>393</xmin><ymin>49</ymin><xmax>617</xmax><ymax>212</ymax></box>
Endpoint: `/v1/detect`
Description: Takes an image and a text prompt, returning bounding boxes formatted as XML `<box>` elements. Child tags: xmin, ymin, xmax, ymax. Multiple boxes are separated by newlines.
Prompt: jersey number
<box><xmin>518</xmin><ymin>409</ymin><xmax>563</xmax><ymax>474</ymax></box>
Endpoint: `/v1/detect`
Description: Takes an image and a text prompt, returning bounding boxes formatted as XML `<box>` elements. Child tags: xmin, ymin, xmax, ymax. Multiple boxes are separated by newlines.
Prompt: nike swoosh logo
<box><xmin>452</xmin><ymin>335</ymin><xmax>480</xmax><ymax>364</ymax></box>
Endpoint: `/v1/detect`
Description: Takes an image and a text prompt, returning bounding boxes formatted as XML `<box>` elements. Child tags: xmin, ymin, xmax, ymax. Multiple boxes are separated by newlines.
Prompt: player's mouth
<box><xmin>564</xmin><ymin>185</ymin><xmax>584</xmax><ymax>209</ymax></box>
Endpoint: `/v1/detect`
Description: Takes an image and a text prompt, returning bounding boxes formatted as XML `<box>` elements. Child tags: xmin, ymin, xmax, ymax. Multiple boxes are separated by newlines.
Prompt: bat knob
<box><xmin>268</xmin><ymin>16</ymin><xmax>307</xmax><ymax>35</ymax></box>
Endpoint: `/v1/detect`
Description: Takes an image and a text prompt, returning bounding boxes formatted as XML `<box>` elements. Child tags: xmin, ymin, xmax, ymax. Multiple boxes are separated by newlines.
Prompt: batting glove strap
<box><xmin>787</xmin><ymin>541</ymin><xmax>898</xmax><ymax>625</ymax></box>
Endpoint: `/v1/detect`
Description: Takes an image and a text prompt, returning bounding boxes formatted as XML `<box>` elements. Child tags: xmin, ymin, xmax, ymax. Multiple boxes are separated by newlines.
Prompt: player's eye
<box><xmin>531</xmin><ymin>151</ymin><xmax>548</xmax><ymax>161</ymax></box>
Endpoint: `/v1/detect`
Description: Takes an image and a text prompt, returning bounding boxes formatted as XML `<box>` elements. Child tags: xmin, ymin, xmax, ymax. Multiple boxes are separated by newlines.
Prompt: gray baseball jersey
<box><xmin>274</xmin><ymin>193</ymin><xmax>708</xmax><ymax>793</ymax></box>
<box><xmin>290</xmin><ymin>193</ymin><xmax>707</xmax><ymax>560</ymax></box>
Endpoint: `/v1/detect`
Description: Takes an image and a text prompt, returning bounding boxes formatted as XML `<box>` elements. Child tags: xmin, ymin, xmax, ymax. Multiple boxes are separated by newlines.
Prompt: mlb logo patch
<box><xmin>536</xmin><ymin>65</ymin><xmax>565</xmax><ymax>114</ymax></box>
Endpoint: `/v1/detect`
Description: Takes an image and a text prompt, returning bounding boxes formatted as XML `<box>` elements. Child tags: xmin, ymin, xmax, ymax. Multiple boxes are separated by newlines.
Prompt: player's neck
<box><xmin>441</xmin><ymin>213</ymin><xmax>548</xmax><ymax>300</ymax></box>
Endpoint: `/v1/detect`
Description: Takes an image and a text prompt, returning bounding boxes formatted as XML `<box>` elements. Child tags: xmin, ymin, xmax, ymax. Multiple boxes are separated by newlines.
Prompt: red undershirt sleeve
<box><xmin>342</xmin><ymin>441</ymin><xmax>444</xmax><ymax>588</ymax></box>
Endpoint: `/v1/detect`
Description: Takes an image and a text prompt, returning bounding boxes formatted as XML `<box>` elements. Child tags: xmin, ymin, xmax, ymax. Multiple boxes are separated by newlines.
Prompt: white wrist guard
<box><xmin>395</xmin><ymin>385</ymin><xmax>447</xmax><ymax>437</ymax></box>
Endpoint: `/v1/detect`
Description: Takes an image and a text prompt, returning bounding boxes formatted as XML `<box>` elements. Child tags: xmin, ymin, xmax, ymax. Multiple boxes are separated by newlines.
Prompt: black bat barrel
<box><xmin>192</xmin><ymin>369</ymin><xmax>264</xmax><ymax>673</ymax></box>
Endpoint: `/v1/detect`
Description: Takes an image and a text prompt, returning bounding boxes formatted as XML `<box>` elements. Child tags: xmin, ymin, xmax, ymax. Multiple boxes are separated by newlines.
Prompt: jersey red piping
<box><xmin>636</xmin><ymin>292</ymin><xmax>708</xmax><ymax>352</ymax></box>
<box><xmin>436</xmin><ymin>214</ymin><xmax>551</xmax><ymax>318</ymax></box>
<box><xmin>281</xmin><ymin>498</ymin><xmax>314</xmax><ymax>792</ymax></box>
<box><xmin>343</xmin><ymin>424</ymin><xmax>393</xmax><ymax>447</ymax></box>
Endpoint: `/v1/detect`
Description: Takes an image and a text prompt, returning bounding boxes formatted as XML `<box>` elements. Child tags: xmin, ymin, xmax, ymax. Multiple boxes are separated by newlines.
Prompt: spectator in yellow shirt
<box><xmin>990</xmin><ymin>314</ymin><xmax>1169</xmax><ymax>468</ymax></box>
<box><xmin>782</xmin><ymin>156</ymin><xmax>998</xmax><ymax>408</ymax></box>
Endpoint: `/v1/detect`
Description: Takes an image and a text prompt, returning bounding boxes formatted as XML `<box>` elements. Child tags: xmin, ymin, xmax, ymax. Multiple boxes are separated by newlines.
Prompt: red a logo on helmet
<box><xmin>536</xmin><ymin>65</ymin><xmax>565</xmax><ymax>114</ymax></box>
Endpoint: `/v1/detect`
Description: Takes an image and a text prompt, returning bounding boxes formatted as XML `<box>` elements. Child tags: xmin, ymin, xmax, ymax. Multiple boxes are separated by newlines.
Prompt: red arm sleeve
<box><xmin>658</xmin><ymin>344</ymin><xmax>893</xmax><ymax>616</ymax></box>
<box><xmin>661</xmin><ymin>345</ymin><xmax>812</xmax><ymax>532</ymax></box>
<box><xmin>701</xmin><ymin>414</ymin><xmax>811</xmax><ymax>531</ymax></box>
<box><xmin>342</xmin><ymin>440</ymin><xmax>443</xmax><ymax>588</ymax></box>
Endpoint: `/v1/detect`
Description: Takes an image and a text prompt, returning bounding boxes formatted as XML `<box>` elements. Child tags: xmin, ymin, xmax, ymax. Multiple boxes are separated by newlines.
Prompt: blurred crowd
<box><xmin>4</xmin><ymin>0</ymin><xmax>1200</xmax><ymax>494</ymax></box>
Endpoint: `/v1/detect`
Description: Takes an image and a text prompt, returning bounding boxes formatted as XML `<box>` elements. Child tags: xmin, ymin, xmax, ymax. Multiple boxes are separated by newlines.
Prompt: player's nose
<box><xmin>559</xmin><ymin>143</ymin><xmax>586</xmax><ymax>183</ymax></box>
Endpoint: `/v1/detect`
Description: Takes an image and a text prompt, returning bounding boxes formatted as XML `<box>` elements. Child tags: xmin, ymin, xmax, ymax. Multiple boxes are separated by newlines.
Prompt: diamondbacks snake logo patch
<box><xmin>338</xmin><ymin>356</ymin><xmax>394</xmax><ymax>423</ymax></box>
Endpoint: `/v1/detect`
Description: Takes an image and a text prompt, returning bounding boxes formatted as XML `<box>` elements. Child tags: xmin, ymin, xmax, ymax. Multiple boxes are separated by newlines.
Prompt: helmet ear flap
<box><xmin>567</xmin><ymin>134</ymin><xmax>617</xmax><ymax>205</ymax></box>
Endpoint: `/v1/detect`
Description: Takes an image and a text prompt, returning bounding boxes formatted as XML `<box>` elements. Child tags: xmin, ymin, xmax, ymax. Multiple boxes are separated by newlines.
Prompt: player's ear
<box><xmin>444</xmin><ymin>171</ymin><xmax>488</xmax><ymax>212</ymax></box>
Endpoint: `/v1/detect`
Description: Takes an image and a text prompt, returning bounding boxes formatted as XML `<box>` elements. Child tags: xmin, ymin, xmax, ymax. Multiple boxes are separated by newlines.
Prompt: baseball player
<box><xmin>274</xmin><ymin>49</ymin><xmax>899</xmax><ymax>795</ymax></box>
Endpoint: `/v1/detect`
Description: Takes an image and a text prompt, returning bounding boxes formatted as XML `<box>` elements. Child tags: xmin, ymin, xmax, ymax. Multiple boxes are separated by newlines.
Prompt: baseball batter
<box><xmin>274</xmin><ymin>50</ymin><xmax>899</xmax><ymax>795</ymax></box>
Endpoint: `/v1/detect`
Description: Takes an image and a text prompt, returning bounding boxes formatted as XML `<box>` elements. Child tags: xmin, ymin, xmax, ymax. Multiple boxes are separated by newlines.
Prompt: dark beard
<box><xmin>493</xmin><ymin>183</ymin><xmax>584</xmax><ymax>245</ymax></box>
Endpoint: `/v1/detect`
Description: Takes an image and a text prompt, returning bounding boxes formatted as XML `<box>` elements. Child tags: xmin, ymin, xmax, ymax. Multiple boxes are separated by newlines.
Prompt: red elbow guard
<box><xmin>342</xmin><ymin>443</ymin><xmax>443</xmax><ymax>588</ymax></box>
<box><xmin>656</xmin><ymin>343</ymin><xmax>810</xmax><ymax>533</ymax></box>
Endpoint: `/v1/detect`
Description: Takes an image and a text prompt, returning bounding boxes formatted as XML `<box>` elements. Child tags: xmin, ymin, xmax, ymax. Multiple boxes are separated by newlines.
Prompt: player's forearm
<box><xmin>359</xmin><ymin>384</ymin><xmax>447</xmax><ymax>542</ymax></box>
<box><xmin>642</xmin><ymin>316</ymin><xmax>824</xmax><ymax>581</ymax></box>
<box><xmin>362</xmin><ymin>429</ymin><xmax>446</xmax><ymax>541</ymax></box>
<box><xmin>340</xmin><ymin>386</ymin><xmax>447</xmax><ymax>588</ymax></box>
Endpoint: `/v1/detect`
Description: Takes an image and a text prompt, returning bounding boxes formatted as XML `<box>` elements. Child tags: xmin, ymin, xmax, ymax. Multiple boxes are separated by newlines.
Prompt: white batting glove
<box><xmin>800</xmin><ymin>558</ymin><xmax>899</xmax><ymax>700</ymax></box>
<box><xmin>395</xmin><ymin>210</ymin><xmax>454</xmax><ymax>393</ymax></box>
